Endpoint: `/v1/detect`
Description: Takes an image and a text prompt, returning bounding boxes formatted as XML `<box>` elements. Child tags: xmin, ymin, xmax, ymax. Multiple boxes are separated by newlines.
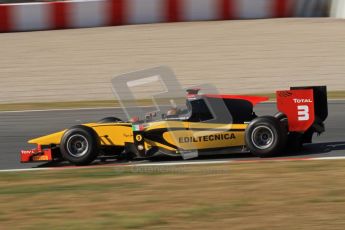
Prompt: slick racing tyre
<box><xmin>98</xmin><ymin>117</ymin><xmax>122</xmax><ymax>123</ymax></box>
<box><xmin>245</xmin><ymin>116</ymin><xmax>287</xmax><ymax>157</ymax></box>
<box><xmin>274</xmin><ymin>112</ymin><xmax>287</xmax><ymax>121</ymax></box>
<box><xmin>60</xmin><ymin>125</ymin><xmax>99</xmax><ymax>165</ymax></box>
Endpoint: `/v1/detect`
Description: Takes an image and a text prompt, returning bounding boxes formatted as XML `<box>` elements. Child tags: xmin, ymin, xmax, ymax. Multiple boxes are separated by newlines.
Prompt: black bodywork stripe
<box><xmin>146</xmin><ymin>127</ymin><xmax>245</xmax><ymax>132</ymax></box>
<box><xmin>144</xmin><ymin>129</ymin><xmax>178</xmax><ymax>149</ymax></box>
<box><xmin>92</xmin><ymin>124</ymin><xmax>132</xmax><ymax>128</ymax></box>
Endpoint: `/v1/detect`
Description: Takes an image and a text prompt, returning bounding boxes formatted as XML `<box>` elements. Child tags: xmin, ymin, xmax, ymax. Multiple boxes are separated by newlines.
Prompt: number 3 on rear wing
<box><xmin>276</xmin><ymin>86</ymin><xmax>328</xmax><ymax>133</ymax></box>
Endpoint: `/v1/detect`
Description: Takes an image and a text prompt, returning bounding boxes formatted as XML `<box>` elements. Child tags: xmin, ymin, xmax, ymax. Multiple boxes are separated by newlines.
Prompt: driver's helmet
<box><xmin>167</xmin><ymin>104</ymin><xmax>179</xmax><ymax>116</ymax></box>
<box><xmin>129</xmin><ymin>116</ymin><xmax>139</xmax><ymax>123</ymax></box>
<box><xmin>167</xmin><ymin>108</ymin><xmax>178</xmax><ymax>116</ymax></box>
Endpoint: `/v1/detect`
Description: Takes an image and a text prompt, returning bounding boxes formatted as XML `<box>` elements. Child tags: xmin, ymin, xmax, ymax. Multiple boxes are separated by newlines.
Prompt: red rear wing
<box><xmin>276</xmin><ymin>89</ymin><xmax>315</xmax><ymax>132</ymax></box>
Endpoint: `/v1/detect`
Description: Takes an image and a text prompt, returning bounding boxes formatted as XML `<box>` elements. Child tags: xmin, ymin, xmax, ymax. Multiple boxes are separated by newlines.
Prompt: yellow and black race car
<box><xmin>21</xmin><ymin>86</ymin><xmax>328</xmax><ymax>165</ymax></box>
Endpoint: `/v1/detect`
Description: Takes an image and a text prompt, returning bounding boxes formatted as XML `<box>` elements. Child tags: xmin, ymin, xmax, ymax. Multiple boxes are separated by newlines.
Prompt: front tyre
<box><xmin>245</xmin><ymin>116</ymin><xmax>287</xmax><ymax>157</ymax></box>
<box><xmin>60</xmin><ymin>125</ymin><xmax>99</xmax><ymax>165</ymax></box>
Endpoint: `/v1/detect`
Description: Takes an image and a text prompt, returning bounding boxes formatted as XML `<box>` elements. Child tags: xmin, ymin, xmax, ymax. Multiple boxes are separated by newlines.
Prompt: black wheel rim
<box><xmin>66</xmin><ymin>134</ymin><xmax>89</xmax><ymax>157</ymax></box>
<box><xmin>251</xmin><ymin>126</ymin><xmax>274</xmax><ymax>150</ymax></box>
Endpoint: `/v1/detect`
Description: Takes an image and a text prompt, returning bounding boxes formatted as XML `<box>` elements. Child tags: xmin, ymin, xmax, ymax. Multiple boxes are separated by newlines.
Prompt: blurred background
<box><xmin>1</xmin><ymin>0</ymin><xmax>344</xmax><ymax>105</ymax></box>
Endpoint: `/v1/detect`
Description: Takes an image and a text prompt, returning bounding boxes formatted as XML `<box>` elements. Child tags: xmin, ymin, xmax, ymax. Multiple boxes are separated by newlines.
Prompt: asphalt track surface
<box><xmin>0</xmin><ymin>101</ymin><xmax>344</xmax><ymax>170</ymax></box>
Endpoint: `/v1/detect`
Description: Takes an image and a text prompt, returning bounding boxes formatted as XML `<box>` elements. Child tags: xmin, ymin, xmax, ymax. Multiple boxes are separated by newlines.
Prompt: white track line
<box><xmin>0</xmin><ymin>99</ymin><xmax>343</xmax><ymax>114</ymax></box>
<box><xmin>313</xmin><ymin>156</ymin><xmax>345</xmax><ymax>160</ymax></box>
<box><xmin>0</xmin><ymin>105</ymin><xmax>156</xmax><ymax>114</ymax></box>
<box><xmin>0</xmin><ymin>167</ymin><xmax>51</xmax><ymax>172</ymax></box>
<box><xmin>1</xmin><ymin>156</ymin><xmax>345</xmax><ymax>173</ymax></box>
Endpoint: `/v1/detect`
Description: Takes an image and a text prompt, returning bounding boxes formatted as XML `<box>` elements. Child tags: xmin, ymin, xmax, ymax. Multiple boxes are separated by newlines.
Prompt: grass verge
<box><xmin>1</xmin><ymin>160</ymin><xmax>345</xmax><ymax>229</ymax></box>
<box><xmin>0</xmin><ymin>91</ymin><xmax>344</xmax><ymax>112</ymax></box>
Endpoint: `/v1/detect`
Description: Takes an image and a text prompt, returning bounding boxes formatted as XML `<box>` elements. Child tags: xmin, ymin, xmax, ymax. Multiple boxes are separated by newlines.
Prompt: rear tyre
<box><xmin>98</xmin><ymin>117</ymin><xmax>122</xmax><ymax>123</ymax></box>
<box><xmin>274</xmin><ymin>112</ymin><xmax>287</xmax><ymax>121</ymax></box>
<box><xmin>245</xmin><ymin>116</ymin><xmax>287</xmax><ymax>157</ymax></box>
<box><xmin>60</xmin><ymin>125</ymin><xmax>99</xmax><ymax>165</ymax></box>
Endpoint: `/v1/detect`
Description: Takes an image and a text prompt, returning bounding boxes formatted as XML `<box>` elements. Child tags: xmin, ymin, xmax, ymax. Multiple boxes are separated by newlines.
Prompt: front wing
<box><xmin>20</xmin><ymin>145</ymin><xmax>54</xmax><ymax>163</ymax></box>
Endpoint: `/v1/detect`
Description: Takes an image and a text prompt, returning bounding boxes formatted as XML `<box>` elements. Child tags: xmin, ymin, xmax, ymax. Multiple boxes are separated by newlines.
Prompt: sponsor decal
<box><xmin>179</xmin><ymin>133</ymin><xmax>236</xmax><ymax>143</ymax></box>
<box><xmin>293</xmin><ymin>98</ymin><xmax>313</xmax><ymax>103</ymax></box>
<box><xmin>32</xmin><ymin>155</ymin><xmax>49</xmax><ymax>161</ymax></box>
<box><xmin>136</xmin><ymin>134</ymin><xmax>143</xmax><ymax>142</ymax></box>
<box><xmin>278</xmin><ymin>91</ymin><xmax>292</xmax><ymax>97</ymax></box>
<box><xmin>21</xmin><ymin>150</ymin><xmax>37</xmax><ymax>154</ymax></box>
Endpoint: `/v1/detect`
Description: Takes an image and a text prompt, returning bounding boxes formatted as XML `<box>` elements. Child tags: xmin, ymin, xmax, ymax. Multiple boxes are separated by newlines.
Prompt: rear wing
<box><xmin>276</xmin><ymin>86</ymin><xmax>328</xmax><ymax>133</ymax></box>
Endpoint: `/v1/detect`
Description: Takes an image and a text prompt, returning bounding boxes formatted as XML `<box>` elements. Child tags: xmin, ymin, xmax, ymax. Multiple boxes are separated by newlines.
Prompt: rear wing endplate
<box><xmin>276</xmin><ymin>86</ymin><xmax>328</xmax><ymax>132</ymax></box>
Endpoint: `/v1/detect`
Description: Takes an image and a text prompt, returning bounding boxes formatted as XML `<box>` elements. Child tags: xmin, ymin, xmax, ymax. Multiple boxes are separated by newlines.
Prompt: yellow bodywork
<box><xmin>28</xmin><ymin>121</ymin><xmax>248</xmax><ymax>152</ymax></box>
<box><xmin>28</xmin><ymin>130</ymin><xmax>66</xmax><ymax>145</ymax></box>
<box><xmin>28</xmin><ymin>123</ymin><xmax>133</xmax><ymax>146</ymax></box>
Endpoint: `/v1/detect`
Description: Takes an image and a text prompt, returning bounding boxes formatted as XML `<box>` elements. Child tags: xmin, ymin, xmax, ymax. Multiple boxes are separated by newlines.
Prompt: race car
<box><xmin>20</xmin><ymin>86</ymin><xmax>328</xmax><ymax>165</ymax></box>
